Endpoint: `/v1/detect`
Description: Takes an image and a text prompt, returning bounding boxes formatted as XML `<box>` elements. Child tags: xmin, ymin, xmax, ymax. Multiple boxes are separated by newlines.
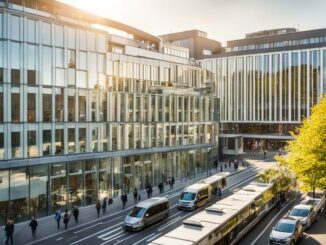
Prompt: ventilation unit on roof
<box><xmin>205</xmin><ymin>206</ymin><xmax>223</xmax><ymax>213</ymax></box>
<box><xmin>243</xmin><ymin>186</ymin><xmax>256</xmax><ymax>192</ymax></box>
<box><xmin>183</xmin><ymin>219</ymin><xmax>203</xmax><ymax>227</ymax></box>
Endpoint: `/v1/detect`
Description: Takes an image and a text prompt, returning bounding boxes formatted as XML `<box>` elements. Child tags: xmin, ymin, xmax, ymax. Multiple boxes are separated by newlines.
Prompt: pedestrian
<box><xmin>29</xmin><ymin>216</ymin><xmax>38</xmax><ymax>237</ymax></box>
<box><xmin>5</xmin><ymin>220</ymin><xmax>14</xmax><ymax>245</ymax></box>
<box><xmin>102</xmin><ymin>198</ymin><xmax>107</xmax><ymax>214</ymax></box>
<box><xmin>63</xmin><ymin>209</ymin><xmax>70</xmax><ymax>229</ymax></box>
<box><xmin>264</xmin><ymin>149</ymin><xmax>267</xmax><ymax>159</ymax></box>
<box><xmin>225</xmin><ymin>163</ymin><xmax>227</xmax><ymax>169</ymax></box>
<box><xmin>229</xmin><ymin>160</ymin><xmax>231</xmax><ymax>168</ymax></box>
<box><xmin>168</xmin><ymin>179</ymin><xmax>172</xmax><ymax>190</ymax></box>
<box><xmin>220</xmin><ymin>165</ymin><xmax>223</xmax><ymax>172</ymax></box>
<box><xmin>121</xmin><ymin>193</ymin><xmax>127</xmax><ymax>209</ymax></box>
<box><xmin>146</xmin><ymin>184</ymin><xmax>150</xmax><ymax>199</ymax></box>
<box><xmin>218</xmin><ymin>186</ymin><xmax>222</xmax><ymax>199</ymax></box>
<box><xmin>72</xmin><ymin>206</ymin><xmax>79</xmax><ymax>224</ymax></box>
<box><xmin>162</xmin><ymin>183</ymin><xmax>164</xmax><ymax>193</ymax></box>
<box><xmin>133</xmin><ymin>188</ymin><xmax>138</xmax><ymax>203</ymax></box>
<box><xmin>149</xmin><ymin>184</ymin><xmax>153</xmax><ymax>197</ymax></box>
<box><xmin>158</xmin><ymin>182</ymin><xmax>163</xmax><ymax>194</ymax></box>
<box><xmin>138</xmin><ymin>193</ymin><xmax>141</xmax><ymax>202</ymax></box>
<box><xmin>55</xmin><ymin>210</ymin><xmax>61</xmax><ymax>229</ymax></box>
<box><xmin>171</xmin><ymin>177</ymin><xmax>175</xmax><ymax>189</ymax></box>
<box><xmin>96</xmin><ymin>200</ymin><xmax>101</xmax><ymax>218</ymax></box>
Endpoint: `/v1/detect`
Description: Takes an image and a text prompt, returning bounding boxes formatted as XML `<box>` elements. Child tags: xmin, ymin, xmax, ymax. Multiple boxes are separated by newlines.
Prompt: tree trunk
<box><xmin>312</xmin><ymin>187</ymin><xmax>315</xmax><ymax>198</ymax></box>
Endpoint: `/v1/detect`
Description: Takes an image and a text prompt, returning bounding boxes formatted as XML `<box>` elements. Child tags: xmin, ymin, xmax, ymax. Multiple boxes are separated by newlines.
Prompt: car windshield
<box><xmin>290</xmin><ymin>208</ymin><xmax>309</xmax><ymax>217</ymax></box>
<box><xmin>129</xmin><ymin>207</ymin><xmax>146</xmax><ymax>218</ymax></box>
<box><xmin>180</xmin><ymin>192</ymin><xmax>196</xmax><ymax>201</ymax></box>
<box><xmin>274</xmin><ymin>222</ymin><xmax>295</xmax><ymax>233</ymax></box>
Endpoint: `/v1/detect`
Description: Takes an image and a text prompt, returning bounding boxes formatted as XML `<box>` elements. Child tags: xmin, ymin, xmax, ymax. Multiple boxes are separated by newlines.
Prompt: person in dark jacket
<box><xmin>96</xmin><ymin>200</ymin><xmax>101</xmax><ymax>218</ymax></box>
<box><xmin>133</xmin><ymin>188</ymin><xmax>138</xmax><ymax>203</ymax></box>
<box><xmin>29</xmin><ymin>217</ymin><xmax>38</xmax><ymax>237</ymax></box>
<box><xmin>121</xmin><ymin>193</ymin><xmax>128</xmax><ymax>209</ymax></box>
<box><xmin>171</xmin><ymin>177</ymin><xmax>175</xmax><ymax>189</ymax></box>
<box><xmin>102</xmin><ymin>198</ymin><xmax>107</xmax><ymax>214</ymax></box>
<box><xmin>72</xmin><ymin>206</ymin><xmax>79</xmax><ymax>224</ymax></box>
<box><xmin>5</xmin><ymin>220</ymin><xmax>14</xmax><ymax>245</ymax></box>
<box><xmin>54</xmin><ymin>210</ymin><xmax>61</xmax><ymax>229</ymax></box>
<box><xmin>63</xmin><ymin>209</ymin><xmax>70</xmax><ymax>229</ymax></box>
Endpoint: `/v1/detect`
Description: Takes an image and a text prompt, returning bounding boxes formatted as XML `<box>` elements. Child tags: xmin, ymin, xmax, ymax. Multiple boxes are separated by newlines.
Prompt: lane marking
<box><xmin>168</xmin><ymin>211</ymin><xmax>183</xmax><ymax>219</ymax></box>
<box><xmin>112</xmin><ymin>233</ymin><xmax>139</xmax><ymax>245</ymax></box>
<box><xmin>56</xmin><ymin>237</ymin><xmax>63</xmax><ymax>241</ymax></box>
<box><xmin>249</xmin><ymin>197</ymin><xmax>298</xmax><ymax>245</ymax></box>
<box><xmin>98</xmin><ymin>226</ymin><xmax>123</xmax><ymax>238</ymax></box>
<box><xmin>101</xmin><ymin>216</ymin><xmax>122</xmax><ymax>224</ymax></box>
<box><xmin>100</xmin><ymin>233</ymin><xmax>126</xmax><ymax>245</ymax></box>
<box><xmin>101</xmin><ymin>230</ymin><xmax>124</xmax><ymax>241</ymax></box>
<box><xmin>132</xmin><ymin>233</ymin><xmax>157</xmax><ymax>245</ymax></box>
<box><xmin>69</xmin><ymin>222</ymin><xmax>123</xmax><ymax>245</ymax></box>
<box><xmin>147</xmin><ymin>232</ymin><xmax>163</xmax><ymax>242</ymax></box>
<box><xmin>158</xmin><ymin>212</ymin><xmax>194</xmax><ymax>231</ymax></box>
<box><xmin>74</xmin><ymin>222</ymin><xmax>102</xmax><ymax>234</ymax></box>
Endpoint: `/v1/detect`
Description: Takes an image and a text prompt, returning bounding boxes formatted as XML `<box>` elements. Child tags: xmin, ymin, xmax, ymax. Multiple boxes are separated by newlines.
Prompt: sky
<box><xmin>61</xmin><ymin>0</ymin><xmax>326</xmax><ymax>43</ymax></box>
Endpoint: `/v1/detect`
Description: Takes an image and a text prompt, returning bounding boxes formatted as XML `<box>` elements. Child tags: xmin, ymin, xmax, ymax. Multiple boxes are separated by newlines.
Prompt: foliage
<box><xmin>256</xmin><ymin>168</ymin><xmax>293</xmax><ymax>194</ymax></box>
<box><xmin>276</xmin><ymin>96</ymin><xmax>326</xmax><ymax>197</ymax></box>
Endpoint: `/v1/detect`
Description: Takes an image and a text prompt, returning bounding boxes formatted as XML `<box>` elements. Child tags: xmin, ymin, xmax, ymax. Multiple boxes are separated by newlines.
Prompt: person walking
<box><xmin>171</xmin><ymin>177</ymin><xmax>175</xmax><ymax>189</ymax></box>
<box><xmin>55</xmin><ymin>210</ymin><xmax>61</xmax><ymax>229</ymax></box>
<box><xmin>121</xmin><ymin>193</ymin><xmax>127</xmax><ymax>209</ymax></box>
<box><xmin>218</xmin><ymin>186</ymin><xmax>222</xmax><ymax>199</ymax></box>
<box><xmin>158</xmin><ymin>183</ymin><xmax>163</xmax><ymax>194</ymax></box>
<box><xmin>220</xmin><ymin>165</ymin><xmax>223</xmax><ymax>172</ymax></box>
<box><xmin>29</xmin><ymin>216</ymin><xmax>38</xmax><ymax>237</ymax></box>
<box><xmin>133</xmin><ymin>188</ymin><xmax>138</xmax><ymax>204</ymax></box>
<box><xmin>96</xmin><ymin>200</ymin><xmax>101</xmax><ymax>218</ymax></box>
<box><xmin>146</xmin><ymin>184</ymin><xmax>150</xmax><ymax>199</ymax></box>
<box><xmin>63</xmin><ymin>209</ymin><xmax>70</xmax><ymax>229</ymax></box>
<box><xmin>102</xmin><ymin>198</ymin><xmax>107</xmax><ymax>214</ymax></box>
<box><xmin>5</xmin><ymin>220</ymin><xmax>14</xmax><ymax>245</ymax></box>
<box><xmin>149</xmin><ymin>184</ymin><xmax>153</xmax><ymax>198</ymax></box>
<box><xmin>264</xmin><ymin>149</ymin><xmax>267</xmax><ymax>159</ymax></box>
<box><xmin>72</xmin><ymin>206</ymin><xmax>79</xmax><ymax>224</ymax></box>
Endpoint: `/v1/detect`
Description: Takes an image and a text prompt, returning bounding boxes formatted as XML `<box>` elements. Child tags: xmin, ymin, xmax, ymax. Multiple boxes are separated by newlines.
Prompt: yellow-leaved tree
<box><xmin>276</xmin><ymin>96</ymin><xmax>326</xmax><ymax>198</ymax></box>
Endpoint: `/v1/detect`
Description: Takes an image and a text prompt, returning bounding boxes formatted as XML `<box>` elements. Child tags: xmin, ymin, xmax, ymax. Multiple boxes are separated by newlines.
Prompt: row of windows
<box><xmin>0</xmin><ymin>122</ymin><xmax>216</xmax><ymax>160</ymax></box>
<box><xmin>225</xmin><ymin>36</ymin><xmax>326</xmax><ymax>52</ymax></box>
<box><xmin>201</xmin><ymin>49</ymin><xmax>326</xmax><ymax>123</ymax></box>
<box><xmin>0</xmin><ymin>90</ymin><xmax>217</xmax><ymax>123</ymax></box>
<box><xmin>0</xmin><ymin>12</ymin><xmax>106</xmax><ymax>52</ymax></box>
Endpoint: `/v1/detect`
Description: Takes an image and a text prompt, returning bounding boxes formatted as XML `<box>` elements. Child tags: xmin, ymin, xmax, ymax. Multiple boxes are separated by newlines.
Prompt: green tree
<box><xmin>257</xmin><ymin>168</ymin><xmax>293</xmax><ymax>194</ymax></box>
<box><xmin>276</xmin><ymin>96</ymin><xmax>326</xmax><ymax>197</ymax></box>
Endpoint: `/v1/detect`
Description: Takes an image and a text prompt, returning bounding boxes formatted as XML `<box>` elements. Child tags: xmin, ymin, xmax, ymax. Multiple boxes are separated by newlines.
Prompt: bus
<box><xmin>150</xmin><ymin>182</ymin><xmax>274</xmax><ymax>245</ymax></box>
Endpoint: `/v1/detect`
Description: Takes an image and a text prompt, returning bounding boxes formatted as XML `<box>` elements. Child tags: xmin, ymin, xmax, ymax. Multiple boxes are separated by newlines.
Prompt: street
<box><xmin>31</xmin><ymin>163</ymin><xmax>267</xmax><ymax>245</ymax></box>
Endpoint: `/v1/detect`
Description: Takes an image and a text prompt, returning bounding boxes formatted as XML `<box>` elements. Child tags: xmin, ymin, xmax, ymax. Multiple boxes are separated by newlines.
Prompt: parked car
<box><xmin>287</xmin><ymin>204</ymin><xmax>317</xmax><ymax>229</ymax></box>
<box><xmin>302</xmin><ymin>191</ymin><xmax>325</xmax><ymax>214</ymax></box>
<box><xmin>269</xmin><ymin>218</ymin><xmax>303</xmax><ymax>245</ymax></box>
<box><xmin>123</xmin><ymin>197</ymin><xmax>169</xmax><ymax>231</ymax></box>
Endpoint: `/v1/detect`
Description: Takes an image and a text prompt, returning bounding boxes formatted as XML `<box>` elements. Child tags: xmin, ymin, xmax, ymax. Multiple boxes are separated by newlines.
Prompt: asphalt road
<box><xmin>35</xmin><ymin>166</ymin><xmax>266</xmax><ymax>245</ymax></box>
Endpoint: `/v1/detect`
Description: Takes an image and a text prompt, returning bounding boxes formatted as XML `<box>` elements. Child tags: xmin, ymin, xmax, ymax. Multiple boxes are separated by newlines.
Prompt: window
<box><xmin>55</xmin><ymin>48</ymin><xmax>64</xmax><ymax>68</ymax></box>
<box><xmin>67</xmin><ymin>27</ymin><xmax>76</xmax><ymax>49</ymax></box>
<box><xmin>68</xmin><ymin>50</ymin><xmax>76</xmax><ymax>68</ymax></box>
<box><xmin>54</xmin><ymin>25</ymin><xmax>63</xmax><ymax>47</ymax></box>
<box><xmin>78</xmin><ymin>91</ymin><xmax>86</xmax><ymax>121</ymax></box>
<box><xmin>68</xmin><ymin>128</ymin><xmax>75</xmax><ymax>153</ymax></box>
<box><xmin>87</xmin><ymin>31</ymin><xmax>95</xmax><ymax>51</ymax></box>
<box><xmin>0</xmin><ymin>93</ymin><xmax>3</xmax><ymax>122</ymax></box>
<box><xmin>11</xmin><ymin>15</ymin><xmax>20</xmax><ymax>41</ymax></box>
<box><xmin>27</xmin><ymin>44</ymin><xmax>36</xmax><ymax>85</ymax></box>
<box><xmin>11</xmin><ymin>131</ymin><xmax>20</xmax><ymax>158</ymax></box>
<box><xmin>42</xmin><ymin>22</ymin><xmax>51</xmax><ymax>45</ymax></box>
<box><xmin>55</xmin><ymin>129</ymin><xmax>64</xmax><ymax>155</ymax></box>
<box><xmin>43</xmin><ymin>130</ymin><xmax>51</xmax><ymax>156</ymax></box>
<box><xmin>203</xmin><ymin>49</ymin><xmax>212</xmax><ymax>55</ymax></box>
<box><xmin>79</xmin><ymin>128</ymin><xmax>86</xmax><ymax>152</ymax></box>
<box><xmin>43</xmin><ymin>93</ymin><xmax>52</xmax><ymax>122</ymax></box>
<box><xmin>78</xmin><ymin>51</ymin><xmax>87</xmax><ymax>70</ymax></box>
<box><xmin>68</xmin><ymin>89</ymin><xmax>75</xmax><ymax>122</ymax></box>
<box><xmin>79</xmin><ymin>30</ymin><xmax>86</xmax><ymax>50</ymax></box>
<box><xmin>27</xmin><ymin>130</ymin><xmax>38</xmax><ymax>157</ymax></box>
<box><xmin>0</xmin><ymin>133</ymin><xmax>4</xmax><ymax>160</ymax></box>
<box><xmin>76</xmin><ymin>70</ymin><xmax>87</xmax><ymax>88</ymax></box>
<box><xmin>42</xmin><ymin>46</ymin><xmax>52</xmax><ymax>85</ymax></box>
<box><xmin>96</xmin><ymin>34</ymin><xmax>106</xmax><ymax>52</ymax></box>
<box><xmin>55</xmin><ymin>88</ymin><xmax>64</xmax><ymax>122</ymax></box>
<box><xmin>11</xmin><ymin>93</ymin><xmax>20</xmax><ymax>122</ymax></box>
<box><xmin>11</xmin><ymin>42</ymin><xmax>20</xmax><ymax>85</ymax></box>
<box><xmin>27</xmin><ymin>19</ymin><xmax>36</xmax><ymax>42</ymax></box>
<box><xmin>27</xmin><ymin>93</ymin><xmax>36</xmax><ymax>122</ymax></box>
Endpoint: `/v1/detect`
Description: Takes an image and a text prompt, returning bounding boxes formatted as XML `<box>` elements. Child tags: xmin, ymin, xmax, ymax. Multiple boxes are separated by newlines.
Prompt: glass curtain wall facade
<box><xmin>0</xmin><ymin>2</ymin><xmax>219</xmax><ymax>225</ymax></box>
<box><xmin>201</xmin><ymin>49</ymin><xmax>325</xmax><ymax>150</ymax></box>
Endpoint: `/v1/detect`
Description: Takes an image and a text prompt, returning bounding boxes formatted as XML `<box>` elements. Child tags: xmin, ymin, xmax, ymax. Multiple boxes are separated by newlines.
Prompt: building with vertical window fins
<box><xmin>199</xmin><ymin>28</ymin><xmax>326</xmax><ymax>155</ymax></box>
<box><xmin>0</xmin><ymin>0</ymin><xmax>219</xmax><ymax>225</ymax></box>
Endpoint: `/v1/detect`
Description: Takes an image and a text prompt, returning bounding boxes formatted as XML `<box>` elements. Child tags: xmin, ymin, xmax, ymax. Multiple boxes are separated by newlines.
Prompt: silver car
<box><xmin>269</xmin><ymin>218</ymin><xmax>303</xmax><ymax>245</ymax></box>
<box><xmin>287</xmin><ymin>204</ymin><xmax>317</xmax><ymax>229</ymax></box>
<box><xmin>123</xmin><ymin>197</ymin><xmax>169</xmax><ymax>231</ymax></box>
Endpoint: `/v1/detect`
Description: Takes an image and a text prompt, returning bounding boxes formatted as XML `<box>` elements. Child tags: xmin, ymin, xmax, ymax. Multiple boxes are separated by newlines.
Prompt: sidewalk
<box><xmin>3</xmin><ymin>161</ymin><xmax>247</xmax><ymax>245</ymax></box>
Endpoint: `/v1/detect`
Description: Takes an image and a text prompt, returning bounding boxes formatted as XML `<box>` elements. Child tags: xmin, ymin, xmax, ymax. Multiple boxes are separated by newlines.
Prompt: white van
<box><xmin>123</xmin><ymin>197</ymin><xmax>169</xmax><ymax>231</ymax></box>
<box><xmin>178</xmin><ymin>183</ymin><xmax>211</xmax><ymax>210</ymax></box>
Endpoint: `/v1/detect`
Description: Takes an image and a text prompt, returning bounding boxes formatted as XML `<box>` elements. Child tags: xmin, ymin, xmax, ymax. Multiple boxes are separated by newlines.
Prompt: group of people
<box><xmin>55</xmin><ymin>206</ymin><xmax>79</xmax><ymax>230</ymax></box>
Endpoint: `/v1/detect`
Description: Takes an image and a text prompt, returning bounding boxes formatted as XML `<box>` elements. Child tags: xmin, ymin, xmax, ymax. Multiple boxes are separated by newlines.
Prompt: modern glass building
<box><xmin>199</xmin><ymin>28</ymin><xmax>326</xmax><ymax>154</ymax></box>
<box><xmin>0</xmin><ymin>0</ymin><xmax>219</xmax><ymax>225</ymax></box>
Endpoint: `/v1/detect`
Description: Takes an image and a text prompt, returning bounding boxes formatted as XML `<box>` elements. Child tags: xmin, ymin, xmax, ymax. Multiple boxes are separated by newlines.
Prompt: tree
<box><xmin>276</xmin><ymin>96</ymin><xmax>326</xmax><ymax>198</ymax></box>
<box><xmin>256</xmin><ymin>168</ymin><xmax>293</xmax><ymax>194</ymax></box>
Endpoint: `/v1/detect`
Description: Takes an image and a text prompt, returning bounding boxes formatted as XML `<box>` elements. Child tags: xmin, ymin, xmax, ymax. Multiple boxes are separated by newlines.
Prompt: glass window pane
<box><xmin>76</xmin><ymin>71</ymin><xmax>86</xmax><ymax>88</ymax></box>
<box><xmin>55</xmin><ymin>129</ymin><xmax>64</xmax><ymax>155</ymax></box>
<box><xmin>55</xmin><ymin>88</ymin><xmax>64</xmax><ymax>121</ymax></box>
<box><xmin>11</xmin><ymin>93</ymin><xmax>20</xmax><ymax>122</ymax></box>
<box><xmin>43</xmin><ymin>93</ymin><xmax>52</xmax><ymax>122</ymax></box>
<box><xmin>28</xmin><ymin>130</ymin><xmax>38</xmax><ymax>157</ymax></box>
<box><xmin>10</xmin><ymin>168</ymin><xmax>29</xmax><ymax>222</ymax></box>
<box><xmin>43</xmin><ymin>130</ymin><xmax>51</xmax><ymax>156</ymax></box>
<box><xmin>68</xmin><ymin>50</ymin><xmax>76</xmax><ymax>68</ymax></box>
<box><xmin>79</xmin><ymin>30</ymin><xmax>86</xmax><ymax>50</ymax></box>
<box><xmin>69</xmin><ymin>161</ymin><xmax>84</xmax><ymax>206</ymax></box>
<box><xmin>11</xmin><ymin>15</ymin><xmax>20</xmax><ymax>41</ymax></box>
<box><xmin>11</xmin><ymin>131</ymin><xmax>20</xmax><ymax>158</ymax></box>
<box><xmin>68</xmin><ymin>128</ymin><xmax>75</xmax><ymax>153</ymax></box>
<box><xmin>79</xmin><ymin>128</ymin><xmax>86</xmax><ymax>152</ymax></box>
<box><xmin>11</xmin><ymin>42</ymin><xmax>20</xmax><ymax>69</ymax></box>
<box><xmin>50</xmin><ymin>163</ymin><xmax>67</xmax><ymax>212</ymax></box>
<box><xmin>42</xmin><ymin>46</ymin><xmax>52</xmax><ymax>85</ymax></box>
<box><xmin>30</xmin><ymin>165</ymin><xmax>48</xmax><ymax>218</ymax></box>
<box><xmin>68</xmin><ymin>89</ymin><xmax>75</xmax><ymax>121</ymax></box>
<box><xmin>55</xmin><ymin>48</ymin><xmax>64</xmax><ymax>68</ymax></box>
<box><xmin>0</xmin><ymin>170</ymin><xmax>9</xmax><ymax>226</ymax></box>
<box><xmin>96</xmin><ymin>34</ymin><xmax>106</xmax><ymax>53</ymax></box>
<box><xmin>67</xmin><ymin>27</ymin><xmax>76</xmax><ymax>49</ymax></box>
<box><xmin>54</xmin><ymin>25</ymin><xmax>63</xmax><ymax>47</ymax></box>
<box><xmin>27</xmin><ymin>93</ymin><xmax>36</xmax><ymax>122</ymax></box>
<box><xmin>78</xmin><ymin>91</ymin><xmax>86</xmax><ymax>121</ymax></box>
<box><xmin>42</xmin><ymin>22</ymin><xmax>51</xmax><ymax>45</ymax></box>
<box><xmin>0</xmin><ymin>93</ymin><xmax>3</xmax><ymax>122</ymax></box>
<box><xmin>87</xmin><ymin>31</ymin><xmax>95</xmax><ymax>51</ymax></box>
<box><xmin>27</xmin><ymin>19</ymin><xmax>36</xmax><ymax>42</ymax></box>
<box><xmin>79</xmin><ymin>51</ymin><xmax>87</xmax><ymax>70</ymax></box>
<box><xmin>55</xmin><ymin>68</ymin><xmax>64</xmax><ymax>87</ymax></box>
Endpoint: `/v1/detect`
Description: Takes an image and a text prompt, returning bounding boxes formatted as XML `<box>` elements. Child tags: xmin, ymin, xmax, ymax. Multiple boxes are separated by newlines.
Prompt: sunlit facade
<box><xmin>200</xmin><ymin>45</ymin><xmax>326</xmax><ymax>153</ymax></box>
<box><xmin>0</xmin><ymin>0</ymin><xmax>219</xmax><ymax>225</ymax></box>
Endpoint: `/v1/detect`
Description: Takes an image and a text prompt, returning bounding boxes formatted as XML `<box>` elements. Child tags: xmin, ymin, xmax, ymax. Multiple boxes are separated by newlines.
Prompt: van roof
<box><xmin>184</xmin><ymin>183</ymin><xmax>209</xmax><ymax>192</ymax></box>
<box><xmin>137</xmin><ymin>197</ymin><xmax>168</xmax><ymax>208</ymax></box>
<box><xmin>293</xmin><ymin>204</ymin><xmax>312</xmax><ymax>210</ymax></box>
